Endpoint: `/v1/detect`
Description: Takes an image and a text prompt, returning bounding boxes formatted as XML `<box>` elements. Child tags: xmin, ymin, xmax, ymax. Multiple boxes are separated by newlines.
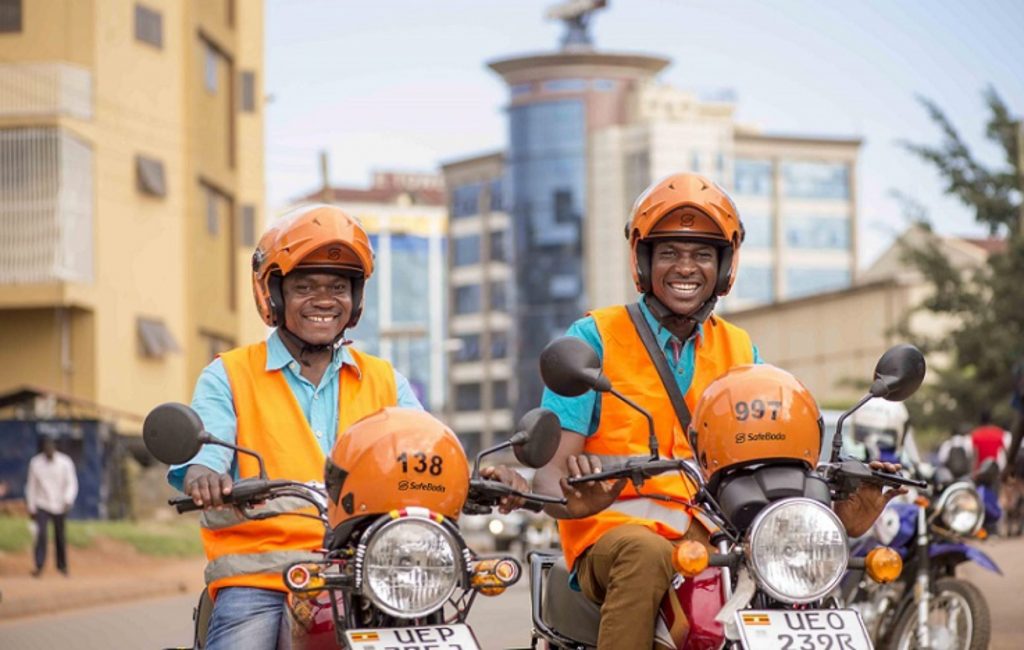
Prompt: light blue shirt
<box><xmin>167</xmin><ymin>331</ymin><xmax>422</xmax><ymax>491</ymax></box>
<box><xmin>541</xmin><ymin>298</ymin><xmax>762</xmax><ymax>436</ymax></box>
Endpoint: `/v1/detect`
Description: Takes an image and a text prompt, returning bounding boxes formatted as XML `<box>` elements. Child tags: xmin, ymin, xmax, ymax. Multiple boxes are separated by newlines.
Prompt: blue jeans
<box><xmin>205</xmin><ymin>587</ymin><xmax>290</xmax><ymax>650</ymax></box>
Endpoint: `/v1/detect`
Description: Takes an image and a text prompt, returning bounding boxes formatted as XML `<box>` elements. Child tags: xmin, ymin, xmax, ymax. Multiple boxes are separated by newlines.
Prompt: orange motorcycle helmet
<box><xmin>625</xmin><ymin>173</ymin><xmax>744</xmax><ymax>296</ymax></box>
<box><xmin>252</xmin><ymin>204</ymin><xmax>375</xmax><ymax>329</ymax></box>
<box><xmin>689</xmin><ymin>364</ymin><xmax>822</xmax><ymax>488</ymax></box>
<box><xmin>325</xmin><ymin>407</ymin><xmax>471</xmax><ymax>531</ymax></box>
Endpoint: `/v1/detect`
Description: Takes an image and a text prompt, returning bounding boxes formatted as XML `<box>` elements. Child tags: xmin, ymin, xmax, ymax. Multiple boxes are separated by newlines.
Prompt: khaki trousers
<box><xmin>576</xmin><ymin>523</ymin><xmax>711</xmax><ymax>650</ymax></box>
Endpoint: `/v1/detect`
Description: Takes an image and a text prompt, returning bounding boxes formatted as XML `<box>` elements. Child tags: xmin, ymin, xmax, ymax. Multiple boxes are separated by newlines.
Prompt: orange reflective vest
<box><xmin>558</xmin><ymin>306</ymin><xmax>754</xmax><ymax>569</ymax></box>
<box><xmin>201</xmin><ymin>342</ymin><xmax>397</xmax><ymax>597</ymax></box>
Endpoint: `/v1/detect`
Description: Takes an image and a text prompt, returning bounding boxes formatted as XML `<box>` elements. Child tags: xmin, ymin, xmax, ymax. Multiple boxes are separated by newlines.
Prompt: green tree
<box><xmin>896</xmin><ymin>87</ymin><xmax>1024</xmax><ymax>434</ymax></box>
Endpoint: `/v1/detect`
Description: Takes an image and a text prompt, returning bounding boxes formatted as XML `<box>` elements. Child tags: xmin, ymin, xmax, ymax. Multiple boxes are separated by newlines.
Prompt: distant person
<box><xmin>25</xmin><ymin>436</ymin><xmax>79</xmax><ymax>577</ymax></box>
<box><xmin>970</xmin><ymin>410</ymin><xmax>1007</xmax><ymax>471</ymax></box>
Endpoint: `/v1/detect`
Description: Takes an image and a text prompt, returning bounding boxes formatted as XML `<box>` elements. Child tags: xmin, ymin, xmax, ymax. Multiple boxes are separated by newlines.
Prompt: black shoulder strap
<box><xmin>625</xmin><ymin>302</ymin><xmax>692</xmax><ymax>432</ymax></box>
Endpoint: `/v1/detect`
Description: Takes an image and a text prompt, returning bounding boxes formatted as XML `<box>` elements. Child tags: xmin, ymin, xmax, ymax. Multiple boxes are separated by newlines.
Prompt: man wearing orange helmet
<box><xmin>534</xmin><ymin>173</ymin><xmax>897</xmax><ymax>649</ymax></box>
<box><xmin>165</xmin><ymin>204</ymin><xmax>521</xmax><ymax>649</ymax></box>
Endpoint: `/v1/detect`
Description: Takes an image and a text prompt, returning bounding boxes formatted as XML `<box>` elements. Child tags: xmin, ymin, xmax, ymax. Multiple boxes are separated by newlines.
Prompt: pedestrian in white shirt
<box><xmin>25</xmin><ymin>436</ymin><xmax>78</xmax><ymax>577</ymax></box>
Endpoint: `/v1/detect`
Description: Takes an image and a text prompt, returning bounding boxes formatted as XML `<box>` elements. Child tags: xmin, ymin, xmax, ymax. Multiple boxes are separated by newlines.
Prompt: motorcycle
<box><xmin>526</xmin><ymin>338</ymin><xmax>928</xmax><ymax>650</ymax></box>
<box><xmin>142</xmin><ymin>404</ymin><xmax>566</xmax><ymax>650</ymax></box>
<box><xmin>843</xmin><ymin>433</ymin><xmax>1000</xmax><ymax>649</ymax></box>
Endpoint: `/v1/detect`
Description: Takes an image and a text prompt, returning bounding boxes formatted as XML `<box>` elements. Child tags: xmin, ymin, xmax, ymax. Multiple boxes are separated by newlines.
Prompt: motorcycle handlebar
<box><xmin>565</xmin><ymin>458</ymin><xmax>689</xmax><ymax>485</ymax></box>
<box><xmin>168</xmin><ymin>478</ymin><xmax>316</xmax><ymax>514</ymax></box>
<box><xmin>467</xmin><ymin>478</ymin><xmax>566</xmax><ymax>513</ymax></box>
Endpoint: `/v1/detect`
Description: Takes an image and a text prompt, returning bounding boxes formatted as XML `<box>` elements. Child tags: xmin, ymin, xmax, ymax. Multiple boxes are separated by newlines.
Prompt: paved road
<box><xmin>0</xmin><ymin>539</ymin><xmax>1016</xmax><ymax>649</ymax></box>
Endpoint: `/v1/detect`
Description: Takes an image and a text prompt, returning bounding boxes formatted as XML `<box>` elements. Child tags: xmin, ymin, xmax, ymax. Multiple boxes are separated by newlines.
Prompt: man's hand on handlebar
<box><xmin>834</xmin><ymin>460</ymin><xmax>907</xmax><ymax>538</ymax></box>
<box><xmin>559</xmin><ymin>454</ymin><xmax>628</xmax><ymax>519</ymax></box>
<box><xmin>183</xmin><ymin>464</ymin><xmax>233</xmax><ymax>508</ymax></box>
<box><xmin>480</xmin><ymin>465</ymin><xmax>529</xmax><ymax>513</ymax></box>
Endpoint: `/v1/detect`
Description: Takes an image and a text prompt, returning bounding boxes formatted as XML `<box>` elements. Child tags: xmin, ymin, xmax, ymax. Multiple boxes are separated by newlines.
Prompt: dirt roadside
<box><xmin>0</xmin><ymin>539</ymin><xmax>206</xmax><ymax>621</ymax></box>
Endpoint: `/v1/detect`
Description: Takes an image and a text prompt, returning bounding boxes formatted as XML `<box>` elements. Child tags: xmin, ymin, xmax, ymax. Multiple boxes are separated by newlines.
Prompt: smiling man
<box><xmin>533</xmin><ymin>173</ymin><xmax>761</xmax><ymax>649</ymax></box>
<box><xmin>164</xmin><ymin>204</ymin><xmax>425</xmax><ymax>649</ymax></box>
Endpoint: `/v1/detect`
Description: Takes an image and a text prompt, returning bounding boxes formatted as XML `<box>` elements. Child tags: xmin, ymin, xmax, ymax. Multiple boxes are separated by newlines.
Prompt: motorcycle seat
<box><xmin>542</xmin><ymin>556</ymin><xmax>600</xmax><ymax>647</ymax></box>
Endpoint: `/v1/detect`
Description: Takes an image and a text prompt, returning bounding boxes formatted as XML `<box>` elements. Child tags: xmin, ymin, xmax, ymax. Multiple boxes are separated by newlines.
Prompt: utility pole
<box><xmin>1017</xmin><ymin>121</ymin><xmax>1024</xmax><ymax>237</ymax></box>
<box><xmin>319</xmin><ymin>150</ymin><xmax>331</xmax><ymax>203</ymax></box>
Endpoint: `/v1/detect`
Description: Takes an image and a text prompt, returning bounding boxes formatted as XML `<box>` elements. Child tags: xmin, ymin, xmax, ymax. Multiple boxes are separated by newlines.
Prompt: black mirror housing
<box><xmin>512</xmin><ymin>408</ymin><xmax>561</xmax><ymax>469</ymax></box>
<box><xmin>539</xmin><ymin>336</ymin><xmax>610</xmax><ymax>397</ymax></box>
<box><xmin>143</xmin><ymin>403</ymin><xmax>206</xmax><ymax>465</ymax></box>
<box><xmin>870</xmin><ymin>344</ymin><xmax>926</xmax><ymax>401</ymax></box>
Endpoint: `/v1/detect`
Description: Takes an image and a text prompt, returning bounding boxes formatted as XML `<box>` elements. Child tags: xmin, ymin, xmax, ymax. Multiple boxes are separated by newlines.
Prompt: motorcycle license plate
<box><xmin>735</xmin><ymin>610</ymin><xmax>872</xmax><ymax>650</ymax></box>
<box><xmin>345</xmin><ymin>624</ymin><xmax>480</xmax><ymax>650</ymax></box>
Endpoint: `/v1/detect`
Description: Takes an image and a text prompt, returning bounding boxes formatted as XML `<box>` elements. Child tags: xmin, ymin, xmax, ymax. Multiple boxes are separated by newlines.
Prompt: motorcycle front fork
<box><xmin>912</xmin><ymin>505</ymin><xmax>932</xmax><ymax>649</ymax></box>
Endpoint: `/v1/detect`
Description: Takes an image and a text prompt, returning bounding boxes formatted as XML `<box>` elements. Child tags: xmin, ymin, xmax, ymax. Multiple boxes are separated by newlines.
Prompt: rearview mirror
<box><xmin>539</xmin><ymin>336</ymin><xmax>610</xmax><ymax>397</ymax></box>
<box><xmin>143</xmin><ymin>403</ymin><xmax>206</xmax><ymax>465</ymax></box>
<box><xmin>511</xmin><ymin>408</ymin><xmax>561</xmax><ymax>469</ymax></box>
<box><xmin>870</xmin><ymin>344</ymin><xmax>926</xmax><ymax>401</ymax></box>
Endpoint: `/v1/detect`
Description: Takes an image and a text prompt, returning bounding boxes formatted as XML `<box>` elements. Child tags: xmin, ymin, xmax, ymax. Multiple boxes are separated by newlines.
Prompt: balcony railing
<box><xmin>0</xmin><ymin>128</ymin><xmax>93</xmax><ymax>284</ymax></box>
<box><xmin>0</xmin><ymin>62</ymin><xmax>93</xmax><ymax>120</ymax></box>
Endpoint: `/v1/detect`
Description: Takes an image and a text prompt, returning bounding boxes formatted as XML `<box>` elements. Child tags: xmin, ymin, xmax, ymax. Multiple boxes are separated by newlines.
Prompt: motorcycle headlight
<box><xmin>747</xmin><ymin>498</ymin><xmax>849</xmax><ymax>604</ymax></box>
<box><xmin>936</xmin><ymin>483</ymin><xmax>983</xmax><ymax>536</ymax></box>
<box><xmin>362</xmin><ymin>517</ymin><xmax>462</xmax><ymax>618</ymax></box>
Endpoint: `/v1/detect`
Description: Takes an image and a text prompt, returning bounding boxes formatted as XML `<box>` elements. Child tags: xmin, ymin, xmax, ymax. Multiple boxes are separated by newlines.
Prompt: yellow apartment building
<box><xmin>0</xmin><ymin>0</ymin><xmax>265</xmax><ymax>426</ymax></box>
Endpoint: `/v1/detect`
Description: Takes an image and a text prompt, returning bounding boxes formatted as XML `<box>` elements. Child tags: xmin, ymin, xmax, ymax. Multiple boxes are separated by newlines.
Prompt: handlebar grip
<box><xmin>170</xmin><ymin>495</ymin><xmax>205</xmax><ymax>514</ymax></box>
<box><xmin>522</xmin><ymin>499</ymin><xmax>545</xmax><ymax>513</ymax></box>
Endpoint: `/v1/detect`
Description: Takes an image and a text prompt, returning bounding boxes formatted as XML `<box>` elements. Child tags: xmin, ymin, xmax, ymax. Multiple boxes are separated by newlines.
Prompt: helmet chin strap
<box><xmin>278</xmin><ymin>323</ymin><xmax>351</xmax><ymax>367</ymax></box>
<box><xmin>642</xmin><ymin>292</ymin><xmax>718</xmax><ymax>337</ymax></box>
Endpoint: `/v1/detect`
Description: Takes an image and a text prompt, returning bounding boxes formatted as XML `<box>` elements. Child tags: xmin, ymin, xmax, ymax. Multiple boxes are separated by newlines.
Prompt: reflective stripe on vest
<box><xmin>202</xmin><ymin>342</ymin><xmax>398</xmax><ymax>597</ymax></box>
<box><xmin>199</xmin><ymin>496</ymin><xmax>320</xmax><ymax>531</ymax></box>
<box><xmin>558</xmin><ymin>306</ymin><xmax>753</xmax><ymax>569</ymax></box>
<box><xmin>205</xmin><ymin>549</ymin><xmax>325</xmax><ymax>585</ymax></box>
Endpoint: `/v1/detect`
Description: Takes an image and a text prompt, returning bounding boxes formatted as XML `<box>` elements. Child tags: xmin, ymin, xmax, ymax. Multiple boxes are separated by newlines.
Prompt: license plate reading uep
<box><xmin>735</xmin><ymin>610</ymin><xmax>872</xmax><ymax>650</ymax></box>
<box><xmin>345</xmin><ymin>623</ymin><xmax>480</xmax><ymax>650</ymax></box>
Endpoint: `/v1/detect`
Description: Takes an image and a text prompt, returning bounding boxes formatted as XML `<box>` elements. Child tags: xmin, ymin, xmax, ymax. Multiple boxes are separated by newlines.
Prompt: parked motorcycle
<box><xmin>843</xmin><ymin>432</ymin><xmax>999</xmax><ymax>649</ymax></box>
<box><xmin>527</xmin><ymin>338</ymin><xmax>928</xmax><ymax>650</ymax></box>
<box><xmin>143</xmin><ymin>405</ymin><xmax>566</xmax><ymax>650</ymax></box>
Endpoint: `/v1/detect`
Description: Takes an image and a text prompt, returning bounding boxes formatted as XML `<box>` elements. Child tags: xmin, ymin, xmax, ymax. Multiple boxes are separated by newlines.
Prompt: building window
<box><xmin>201</xmin><ymin>330</ymin><xmax>235</xmax><ymax>361</ymax></box>
<box><xmin>455</xmin><ymin>383</ymin><xmax>482</xmax><ymax>411</ymax></box>
<box><xmin>785</xmin><ymin>268</ymin><xmax>851</xmax><ymax>298</ymax></box>
<box><xmin>0</xmin><ymin>0</ymin><xmax>22</xmax><ymax>33</ymax></box>
<box><xmin>239</xmin><ymin>71</ymin><xmax>256</xmax><ymax>112</ymax></box>
<box><xmin>454</xmin><ymin>334</ymin><xmax>480</xmax><ymax>362</ymax></box>
<box><xmin>490</xmin><ymin>281</ymin><xmax>507</xmax><ymax>311</ymax></box>
<box><xmin>137</xmin><ymin>317</ymin><xmax>180</xmax><ymax>359</ymax></box>
<box><xmin>784</xmin><ymin>215</ymin><xmax>849</xmax><ymax>250</ymax></box>
<box><xmin>458</xmin><ymin>432</ymin><xmax>482</xmax><ymax>459</ymax></box>
<box><xmin>454</xmin><ymin>285</ymin><xmax>481</xmax><ymax>315</ymax></box>
<box><xmin>204</xmin><ymin>43</ymin><xmax>219</xmax><ymax>93</ymax></box>
<box><xmin>781</xmin><ymin>162</ymin><xmax>850</xmax><ymax>199</ymax></box>
<box><xmin>205</xmin><ymin>187</ymin><xmax>219</xmax><ymax>235</ymax></box>
<box><xmin>451</xmin><ymin>183</ymin><xmax>481</xmax><ymax>218</ymax></box>
<box><xmin>592</xmin><ymin>79</ymin><xmax>617</xmax><ymax>92</ymax></box>
<box><xmin>553</xmin><ymin>189</ymin><xmax>575</xmax><ymax>224</ymax></box>
<box><xmin>489</xmin><ymin>177</ymin><xmax>504</xmax><ymax>211</ymax></box>
<box><xmin>239</xmin><ymin>204</ymin><xmax>256</xmax><ymax>247</ymax></box>
<box><xmin>549</xmin><ymin>274</ymin><xmax>580</xmax><ymax>299</ymax></box>
<box><xmin>135</xmin><ymin>155</ymin><xmax>166</xmax><ymax>197</ymax></box>
<box><xmin>134</xmin><ymin>4</ymin><xmax>163</xmax><ymax>48</ymax></box>
<box><xmin>734</xmin><ymin>265</ymin><xmax>774</xmax><ymax>303</ymax></box>
<box><xmin>493</xmin><ymin>380</ymin><xmax>510</xmax><ymax>409</ymax></box>
<box><xmin>489</xmin><ymin>230</ymin><xmax>507</xmax><ymax>263</ymax></box>
<box><xmin>734</xmin><ymin>159</ymin><xmax>773</xmax><ymax>197</ymax></box>
<box><xmin>453</xmin><ymin>234</ymin><xmax>481</xmax><ymax>266</ymax></box>
<box><xmin>541</xmin><ymin>78</ymin><xmax>587</xmax><ymax>93</ymax></box>
<box><xmin>490</xmin><ymin>331</ymin><xmax>508</xmax><ymax>359</ymax></box>
<box><xmin>742</xmin><ymin>209</ymin><xmax>773</xmax><ymax>249</ymax></box>
<box><xmin>510</xmin><ymin>83</ymin><xmax>532</xmax><ymax>98</ymax></box>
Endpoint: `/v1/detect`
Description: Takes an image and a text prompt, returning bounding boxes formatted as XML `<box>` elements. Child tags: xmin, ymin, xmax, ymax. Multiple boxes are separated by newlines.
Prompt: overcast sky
<box><xmin>265</xmin><ymin>0</ymin><xmax>1024</xmax><ymax>267</ymax></box>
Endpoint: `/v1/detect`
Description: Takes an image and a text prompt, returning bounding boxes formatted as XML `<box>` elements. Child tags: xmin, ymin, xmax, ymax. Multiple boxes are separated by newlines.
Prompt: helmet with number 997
<box><xmin>689</xmin><ymin>364</ymin><xmax>822</xmax><ymax>487</ymax></box>
<box><xmin>325</xmin><ymin>408</ymin><xmax>470</xmax><ymax>532</ymax></box>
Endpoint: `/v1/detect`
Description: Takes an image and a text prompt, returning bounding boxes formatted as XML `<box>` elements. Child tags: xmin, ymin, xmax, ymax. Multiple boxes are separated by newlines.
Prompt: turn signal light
<box><xmin>285</xmin><ymin>564</ymin><xmax>325</xmax><ymax>591</ymax></box>
<box><xmin>672</xmin><ymin>540</ymin><xmax>709</xmax><ymax>577</ymax></box>
<box><xmin>471</xmin><ymin>557</ymin><xmax>521</xmax><ymax>596</ymax></box>
<box><xmin>865</xmin><ymin>547</ymin><xmax>902</xmax><ymax>584</ymax></box>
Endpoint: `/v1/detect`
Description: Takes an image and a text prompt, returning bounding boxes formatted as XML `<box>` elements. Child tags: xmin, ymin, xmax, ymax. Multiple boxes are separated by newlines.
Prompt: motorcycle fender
<box><xmin>929</xmin><ymin>543</ymin><xmax>1002</xmax><ymax>575</ymax></box>
<box><xmin>659</xmin><ymin>568</ymin><xmax>726</xmax><ymax>650</ymax></box>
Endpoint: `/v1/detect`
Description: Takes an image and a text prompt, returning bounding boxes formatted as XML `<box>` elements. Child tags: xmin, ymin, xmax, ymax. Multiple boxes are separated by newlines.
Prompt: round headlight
<box><xmin>938</xmin><ymin>484</ymin><xmax>983</xmax><ymax>536</ymax></box>
<box><xmin>362</xmin><ymin>518</ymin><xmax>461</xmax><ymax>618</ymax></box>
<box><xmin>747</xmin><ymin>498</ymin><xmax>849</xmax><ymax>604</ymax></box>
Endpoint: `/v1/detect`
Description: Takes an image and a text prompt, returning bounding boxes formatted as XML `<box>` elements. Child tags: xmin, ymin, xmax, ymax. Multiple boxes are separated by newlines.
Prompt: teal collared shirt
<box><xmin>540</xmin><ymin>298</ymin><xmax>762</xmax><ymax>436</ymax></box>
<box><xmin>166</xmin><ymin>330</ymin><xmax>422</xmax><ymax>491</ymax></box>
